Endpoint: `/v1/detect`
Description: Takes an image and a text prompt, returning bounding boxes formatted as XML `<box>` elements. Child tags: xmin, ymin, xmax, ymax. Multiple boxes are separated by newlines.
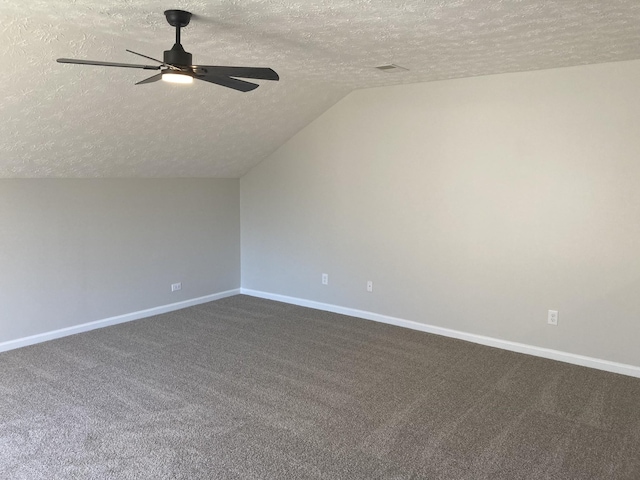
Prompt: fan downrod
<box><xmin>164</xmin><ymin>10</ymin><xmax>191</xmax><ymax>28</ymax></box>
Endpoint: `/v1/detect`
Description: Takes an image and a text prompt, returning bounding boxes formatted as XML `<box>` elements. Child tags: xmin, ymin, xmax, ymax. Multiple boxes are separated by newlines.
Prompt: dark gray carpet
<box><xmin>1</xmin><ymin>295</ymin><xmax>639</xmax><ymax>479</ymax></box>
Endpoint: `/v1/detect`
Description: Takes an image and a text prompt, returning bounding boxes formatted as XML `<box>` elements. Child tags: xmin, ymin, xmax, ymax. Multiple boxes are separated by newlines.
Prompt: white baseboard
<box><xmin>241</xmin><ymin>288</ymin><xmax>640</xmax><ymax>379</ymax></box>
<box><xmin>0</xmin><ymin>289</ymin><xmax>241</xmax><ymax>353</ymax></box>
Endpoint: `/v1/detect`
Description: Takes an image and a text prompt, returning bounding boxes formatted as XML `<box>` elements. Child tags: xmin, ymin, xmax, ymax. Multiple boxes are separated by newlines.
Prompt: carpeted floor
<box><xmin>1</xmin><ymin>295</ymin><xmax>639</xmax><ymax>479</ymax></box>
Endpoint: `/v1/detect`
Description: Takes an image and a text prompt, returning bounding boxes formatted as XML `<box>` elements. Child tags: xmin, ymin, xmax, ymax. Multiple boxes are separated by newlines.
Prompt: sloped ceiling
<box><xmin>2</xmin><ymin>0</ymin><xmax>640</xmax><ymax>178</ymax></box>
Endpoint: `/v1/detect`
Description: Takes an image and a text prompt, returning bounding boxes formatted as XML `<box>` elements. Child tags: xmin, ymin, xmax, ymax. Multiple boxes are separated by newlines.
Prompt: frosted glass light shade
<box><xmin>162</xmin><ymin>72</ymin><xmax>193</xmax><ymax>84</ymax></box>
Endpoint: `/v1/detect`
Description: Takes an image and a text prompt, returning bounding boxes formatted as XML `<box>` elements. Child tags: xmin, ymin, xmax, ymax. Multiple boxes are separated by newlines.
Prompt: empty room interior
<box><xmin>2</xmin><ymin>1</ymin><xmax>640</xmax><ymax>479</ymax></box>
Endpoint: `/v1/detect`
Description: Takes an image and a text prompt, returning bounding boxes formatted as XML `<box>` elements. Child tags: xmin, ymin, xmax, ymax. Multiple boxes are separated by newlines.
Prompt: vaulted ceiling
<box><xmin>2</xmin><ymin>1</ymin><xmax>640</xmax><ymax>177</ymax></box>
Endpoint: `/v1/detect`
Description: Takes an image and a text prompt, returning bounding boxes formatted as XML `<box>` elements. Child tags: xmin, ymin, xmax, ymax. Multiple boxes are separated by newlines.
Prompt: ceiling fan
<box><xmin>57</xmin><ymin>10</ymin><xmax>279</xmax><ymax>92</ymax></box>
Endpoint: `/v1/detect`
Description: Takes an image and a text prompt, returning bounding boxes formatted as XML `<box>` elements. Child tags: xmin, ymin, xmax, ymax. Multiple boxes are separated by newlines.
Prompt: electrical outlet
<box><xmin>171</xmin><ymin>282</ymin><xmax>182</xmax><ymax>292</ymax></box>
<box><xmin>367</xmin><ymin>281</ymin><xmax>373</xmax><ymax>292</ymax></box>
<box><xmin>322</xmin><ymin>273</ymin><xmax>329</xmax><ymax>285</ymax></box>
<box><xmin>548</xmin><ymin>310</ymin><xmax>558</xmax><ymax>326</ymax></box>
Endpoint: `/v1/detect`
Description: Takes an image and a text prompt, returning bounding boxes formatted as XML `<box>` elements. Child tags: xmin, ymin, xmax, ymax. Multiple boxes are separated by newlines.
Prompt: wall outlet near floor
<box><xmin>548</xmin><ymin>310</ymin><xmax>558</xmax><ymax>326</ymax></box>
<box><xmin>322</xmin><ymin>273</ymin><xmax>329</xmax><ymax>285</ymax></box>
<box><xmin>171</xmin><ymin>282</ymin><xmax>182</xmax><ymax>292</ymax></box>
<box><xmin>367</xmin><ymin>281</ymin><xmax>373</xmax><ymax>292</ymax></box>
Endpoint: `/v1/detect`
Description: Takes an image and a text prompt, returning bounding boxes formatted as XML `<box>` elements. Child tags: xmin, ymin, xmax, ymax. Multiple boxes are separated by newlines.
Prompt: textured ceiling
<box><xmin>2</xmin><ymin>0</ymin><xmax>640</xmax><ymax>178</ymax></box>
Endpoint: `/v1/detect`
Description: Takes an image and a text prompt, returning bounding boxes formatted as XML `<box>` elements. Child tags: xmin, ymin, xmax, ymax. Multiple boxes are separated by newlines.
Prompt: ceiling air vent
<box><xmin>375</xmin><ymin>64</ymin><xmax>409</xmax><ymax>73</ymax></box>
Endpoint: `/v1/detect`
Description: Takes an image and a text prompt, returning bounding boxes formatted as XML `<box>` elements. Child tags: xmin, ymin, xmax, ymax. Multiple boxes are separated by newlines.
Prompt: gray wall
<box><xmin>0</xmin><ymin>178</ymin><xmax>240</xmax><ymax>343</ymax></box>
<box><xmin>241</xmin><ymin>59</ymin><xmax>640</xmax><ymax>367</ymax></box>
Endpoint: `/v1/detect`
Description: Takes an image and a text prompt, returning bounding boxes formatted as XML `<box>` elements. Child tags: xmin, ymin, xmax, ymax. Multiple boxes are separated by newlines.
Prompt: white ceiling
<box><xmin>2</xmin><ymin>0</ymin><xmax>640</xmax><ymax>178</ymax></box>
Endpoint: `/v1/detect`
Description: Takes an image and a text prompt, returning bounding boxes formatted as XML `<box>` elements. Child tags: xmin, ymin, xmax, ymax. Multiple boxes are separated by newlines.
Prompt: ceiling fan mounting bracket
<box><xmin>164</xmin><ymin>10</ymin><xmax>192</xmax><ymax>28</ymax></box>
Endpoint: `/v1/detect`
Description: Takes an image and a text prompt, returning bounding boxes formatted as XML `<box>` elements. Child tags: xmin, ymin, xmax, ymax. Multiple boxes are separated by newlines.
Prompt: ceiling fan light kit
<box><xmin>56</xmin><ymin>9</ymin><xmax>279</xmax><ymax>92</ymax></box>
<box><xmin>162</xmin><ymin>72</ymin><xmax>193</xmax><ymax>84</ymax></box>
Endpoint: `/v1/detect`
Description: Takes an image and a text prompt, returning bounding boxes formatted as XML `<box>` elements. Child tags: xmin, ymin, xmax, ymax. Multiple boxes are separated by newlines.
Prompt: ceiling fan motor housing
<box><xmin>164</xmin><ymin>44</ymin><xmax>192</xmax><ymax>66</ymax></box>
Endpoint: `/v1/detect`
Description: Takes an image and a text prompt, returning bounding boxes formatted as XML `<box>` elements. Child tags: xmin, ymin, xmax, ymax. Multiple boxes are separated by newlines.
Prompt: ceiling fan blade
<box><xmin>193</xmin><ymin>66</ymin><xmax>279</xmax><ymax>81</ymax></box>
<box><xmin>194</xmin><ymin>74</ymin><xmax>259</xmax><ymax>92</ymax></box>
<box><xmin>135</xmin><ymin>73</ymin><xmax>163</xmax><ymax>85</ymax></box>
<box><xmin>57</xmin><ymin>58</ymin><xmax>161</xmax><ymax>70</ymax></box>
<box><xmin>126</xmin><ymin>50</ymin><xmax>168</xmax><ymax>66</ymax></box>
